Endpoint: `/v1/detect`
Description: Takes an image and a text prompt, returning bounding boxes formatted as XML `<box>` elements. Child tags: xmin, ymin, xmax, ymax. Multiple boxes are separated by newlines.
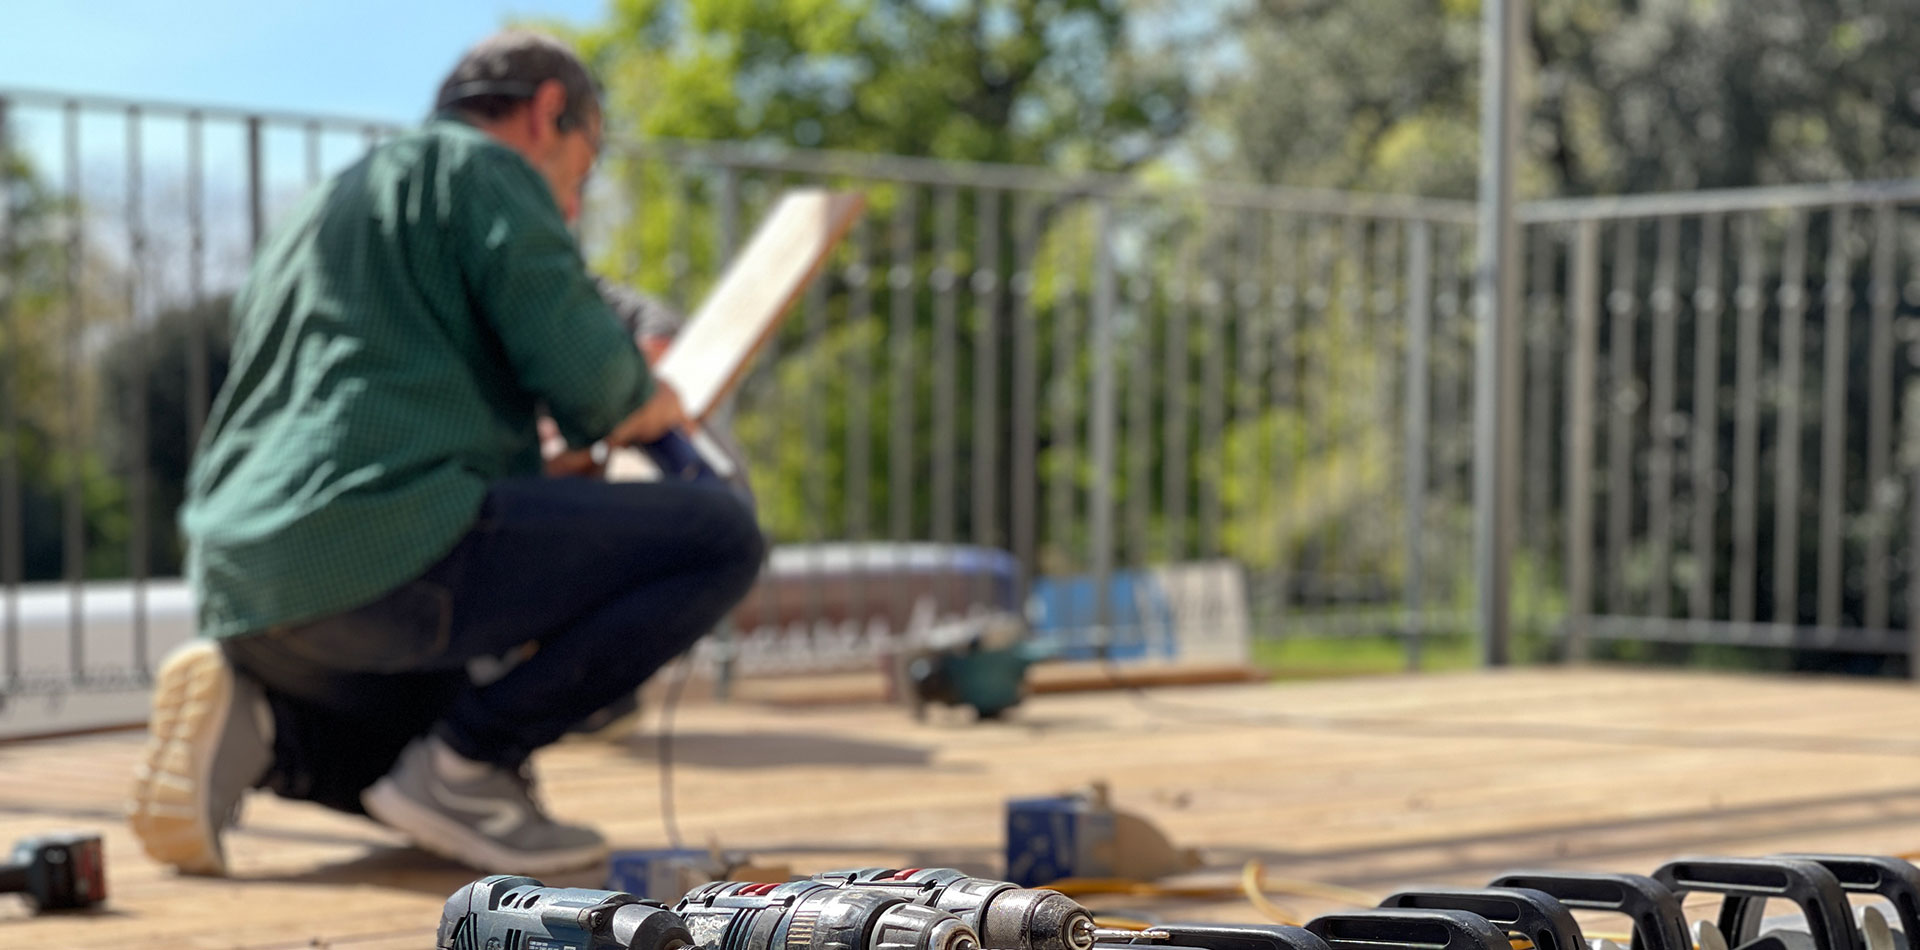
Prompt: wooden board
<box><xmin>606</xmin><ymin>188</ymin><xmax>863</xmax><ymax>481</ymax></box>
<box><xmin>14</xmin><ymin>668</ymin><xmax>1920</xmax><ymax>948</ymax></box>
<box><xmin>657</xmin><ymin>189</ymin><xmax>865</xmax><ymax>421</ymax></box>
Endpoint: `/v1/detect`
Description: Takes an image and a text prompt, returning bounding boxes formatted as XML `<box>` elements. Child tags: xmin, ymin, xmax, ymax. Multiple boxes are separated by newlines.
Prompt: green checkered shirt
<box><xmin>181</xmin><ymin>115</ymin><xmax>654</xmax><ymax>640</ymax></box>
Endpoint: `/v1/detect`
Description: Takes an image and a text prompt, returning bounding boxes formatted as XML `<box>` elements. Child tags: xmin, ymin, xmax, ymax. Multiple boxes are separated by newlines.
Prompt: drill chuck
<box><xmin>440</xmin><ymin>875</ymin><xmax>693</xmax><ymax>950</ymax></box>
<box><xmin>677</xmin><ymin>880</ymin><xmax>981</xmax><ymax>950</ymax></box>
<box><xmin>812</xmin><ymin>868</ymin><xmax>1097</xmax><ymax>950</ymax></box>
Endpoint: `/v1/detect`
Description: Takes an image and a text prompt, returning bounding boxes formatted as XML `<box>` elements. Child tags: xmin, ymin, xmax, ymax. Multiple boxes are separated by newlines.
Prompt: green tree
<box><xmin>2</xmin><ymin>143</ymin><xmax>134</xmax><ymax>581</ymax></box>
<box><xmin>1209</xmin><ymin>0</ymin><xmax>1920</xmax><ymax>197</ymax></box>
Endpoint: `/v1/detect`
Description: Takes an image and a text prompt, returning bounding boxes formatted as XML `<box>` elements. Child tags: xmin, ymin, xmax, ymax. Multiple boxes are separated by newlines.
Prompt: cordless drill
<box><xmin>1</xmin><ymin>832</ymin><xmax>107</xmax><ymax>913</ymax></box>
<box><xmin>811</xmin><ymin>867</ymin><xmax>1097</xmax><ymax>950</ymax></box>
<box><xmin>674</xmin><ymin>879</ymin><xmax>981</xmax><ymax>950</ymax></box>
<box><xmin>439</xmin><ymin>875</ymin><xmax>694</xmax><ymax>950</ymax></box>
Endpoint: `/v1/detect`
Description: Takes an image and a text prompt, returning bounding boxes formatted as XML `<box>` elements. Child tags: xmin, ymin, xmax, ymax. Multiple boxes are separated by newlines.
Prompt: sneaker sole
<box><xmin>362</xmin><ymin>778</ymin><xmax>608</xmax><ymax>876</ymax></box>
<box><xmin>127</xmin><ymin>642</ymin><xmax>231</xmax><ymax>875</ymax></box>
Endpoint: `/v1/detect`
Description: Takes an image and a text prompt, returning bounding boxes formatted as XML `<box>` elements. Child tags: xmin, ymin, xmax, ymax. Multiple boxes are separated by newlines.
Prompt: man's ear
<box><xmin>530</xmin><ymin>78</ymin><xmax>569</xmax><ymax>143</ymax></box>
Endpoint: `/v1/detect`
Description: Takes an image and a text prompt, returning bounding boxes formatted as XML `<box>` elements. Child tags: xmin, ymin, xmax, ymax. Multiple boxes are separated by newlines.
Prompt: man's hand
<box><xmin>539</xmin><ymin>416</ymin><xmax>605</xmax><ymax>478</ymax></box>
<box><xmin>607</xmin><ymin>380</ymin><xmax>688</xmax><ymax>447</ymax></box>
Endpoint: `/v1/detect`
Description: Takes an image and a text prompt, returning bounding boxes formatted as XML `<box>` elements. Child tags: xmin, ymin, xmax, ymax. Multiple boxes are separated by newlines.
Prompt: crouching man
<box><xmin>127</xmin><ymin>30</ymin><xmax>764</xmax><ymax>876</ymax></box>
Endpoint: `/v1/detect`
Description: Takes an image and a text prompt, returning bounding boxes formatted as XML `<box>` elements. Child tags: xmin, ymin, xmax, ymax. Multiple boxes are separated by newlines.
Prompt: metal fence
<box><xmin>1521</xmin><ymin>185</ymin><xmax>1920</xmax><ymax>667</ymax></box>
<box><xmin>5</xmin><ymin>88</ymin><xmax>1920</xmax><ymax>713</ymax></box>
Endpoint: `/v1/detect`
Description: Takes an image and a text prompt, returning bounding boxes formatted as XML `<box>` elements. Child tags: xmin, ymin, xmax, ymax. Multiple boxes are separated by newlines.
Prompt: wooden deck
<box><xmin>9</xmin><ymin>666</ymin><xmax>1920</xmax><ymax>949</ymax></box>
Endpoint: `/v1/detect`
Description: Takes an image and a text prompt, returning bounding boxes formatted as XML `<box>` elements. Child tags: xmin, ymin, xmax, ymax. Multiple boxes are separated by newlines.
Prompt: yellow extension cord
<box><xmin>1065</xmin><ymin>859</ymin><xmax>1630</xmax><ymax>947</ymax></box>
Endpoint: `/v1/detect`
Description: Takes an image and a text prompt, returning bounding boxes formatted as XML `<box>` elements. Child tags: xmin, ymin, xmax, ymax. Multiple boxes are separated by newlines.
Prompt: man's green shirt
<box><xmin>181</xmin><ymin>116</ymin><xmax>653</xmax><ymax>640</ymax></box>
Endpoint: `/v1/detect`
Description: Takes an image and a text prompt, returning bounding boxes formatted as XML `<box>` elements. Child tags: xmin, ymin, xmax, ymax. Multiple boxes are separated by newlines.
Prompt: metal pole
<box><xmin>1089</xmin><ymin>200</ymin><xmax>1118</xmax><ymax>646</ymax></box>
<box><xmin>246</xmin><ymin>115</ymin><xmax>264</xmax><ymax>252</ymax></box>
<box><xmin>1472</xmin><ymin>0</ymin><xmax>1523</xmax><ymax>665</ymax></box>
<box><xmin>1403</xmin><ymin>221</ymin><xmax>1433</xmax><ymax>670</ymax></box>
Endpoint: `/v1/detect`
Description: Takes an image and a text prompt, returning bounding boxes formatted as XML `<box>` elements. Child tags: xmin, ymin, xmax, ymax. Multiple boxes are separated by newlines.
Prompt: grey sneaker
<box><xmin>127</xmin><ymin>640</ymin><xmax>274</xmax><ymax>876</ymax></box>
<box><xmin>362</xmin><ymin>736</ymin><xmax>607</xmax><ymax>874</ymax></box>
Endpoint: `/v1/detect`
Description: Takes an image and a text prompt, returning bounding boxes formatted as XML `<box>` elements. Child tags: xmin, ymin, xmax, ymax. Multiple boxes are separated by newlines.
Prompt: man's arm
<box><xmin>453</xmin><ymin>147</ymin><xmax>671</xmax><ymax>449</ymax></box>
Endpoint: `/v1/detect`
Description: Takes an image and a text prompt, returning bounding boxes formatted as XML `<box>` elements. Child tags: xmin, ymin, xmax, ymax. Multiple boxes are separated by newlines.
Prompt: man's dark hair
<box><xmin>435</xmin><ymin>31</ymin><xmax>600</xmax><ymax>134</ymax></box>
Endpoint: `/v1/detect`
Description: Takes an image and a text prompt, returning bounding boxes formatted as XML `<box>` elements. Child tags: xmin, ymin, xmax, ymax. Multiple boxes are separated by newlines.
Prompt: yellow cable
<box><xmin>1044</xmin><ymin>878</ymin><xmax>1246</xmax><ymax>900</ymax></box>
<box><xmin>1242</xmin><ymin>860</ymin><xmax>1306</xmax><ymax>926</ymax></box>
<box><xmin>1092</xmin><ymin>917</ymin><xmax>1161</xmax><ymax>932</ymax></box>
<box><xmin>1243</xmin><ymin>861</ymin><xmax>1381</xmax><ymax>908</ymax></box>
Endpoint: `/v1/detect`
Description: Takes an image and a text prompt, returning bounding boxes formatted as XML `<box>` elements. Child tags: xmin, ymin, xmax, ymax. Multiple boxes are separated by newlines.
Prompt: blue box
<box><xmin>606</xmin><ymin>849</ymin><xmax>713</xmax><ymax>902</ymax></box>
<box><xmin>1004</xmin><ymin>796</ymin><xmax>1116</xmax><ymax>886</ymax></box>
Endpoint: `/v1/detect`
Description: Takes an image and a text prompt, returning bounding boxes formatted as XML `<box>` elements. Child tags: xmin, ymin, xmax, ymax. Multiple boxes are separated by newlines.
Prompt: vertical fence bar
<box><xmin>1049</xmin><ymin>247</ymin><xmax>1079</xmax><ymax>588</ymax></box>
<box><xmin>1334</xmin><ymin>215</ymin><xmax>1365</xmax><ymax>583</ymax></box>
<box><xmin>716</xmin><ymin>165</ymin><xmax>739</xmax><ymax>263</ymax></box>
<box><xmin>1433</xmin><ymin>226</ymin><xmax>1462</xmax><ymax>529</ymax></box>
<box><xmin>846</xmin><ymin>218</ymin><xmax>873</xmax><ymax>544</ymax></box>
<box><xmin>1404</xmin><ymin>220</ymin><xmax>1434</xmax><ymax>668</ymax></box>
<box><xmin>127</xmin><ymin>105</ymin><xmax>151</xmax><ymax>676</ymax></box>
<box><xmin>1605</xmin><ymin>219</ymin><xmax>1639</xmax><ymax>614</ymax></box>
<box><xmin>1126</xmin><ymin>214</ymin><xmax>1153</xmax><ymax>578</ymax></box>
<box><xmin>804</xmin><ymin>258</ymin><xmax>829</xmax><ymax>631</ymax></box>
<box><xmin>1237</xmin><ymin>209</ymin><xmax>1267</xmax><ymax>582</ymax></box>
<box><xmin>0</xmin><ymin>96</ymin><xmax>17</xmax><ymax>685</ymax></box>
<box><xmin>1523</xmin><ymin>225</ymin><xmax>1555</xmax><ymax>561</ymax></box>
<box><xmin>1818</xmin><ymin>207</ymin><xmax>1853</xmax><ymax>629</ymax></box>
<box><xmin>1731</xmin><ymin>214</ymin><xmax>1764</xmax><ymax>623</ymax></box>
<box><xmin>1011</xmin><ymin>194</ymin><xmax>1039</xmax><ymax>598</ymax></box>
<box><xmin>666</xmin><ymin>170</ymin><xmax>690</xmax><ymax>312</ymax></box>
<box><xmin>973</xmin><ymin>189</ymin><xmax>1001</xmax><ymax>557</ymax></box>
<box><xmin>186</xmin><ymin>112</ymin><xmax>209</xmax><ymax>446</ymax></box>
<box><xmin>1866</xmin><ymin>203</ymin><xmax>1897</xmax><ymax>631</ymax></box>
<box><xmin>1369</xmin><ymin>219</ymin><xmax>1397</xmax><ymax>599</ymax></box>
<box><xmin>1565</xmin><ymin>220</ymin><xmax>1600</xmax><ymax>659</ymax></box>
<box><xmin>1774</xmin><ymin>211</ymin><xmax>1809</xmax><ymax>624</ymax></box>
<box><xmin>1164</xmin><ymin>229</ymin><xmax>1192</xmax><ymax>563</ymax></box>
<box><xmin>246</xmin><ymin>116</ymin><xmax>264</xmax><ymax>252</ymax></box>
<box><xmin>1199</xmin><ymin>233</ymin><xmax>1227</xmax><ymax>561</ymax></box>
<box><xmin>63</xmin><ymin>101</ymin><xmax>86</xmax><ymax>678</ymax></box>
<box><xmin>1271</xmin><ymin>214</ymin><xmax>1298</xmax><ymax>628</ymax></box>
<box><xmin>1090</xmin><ymin>199</ymin><xmax>1118</xmax><ymax>639</ymax></box>
<box><xmin>1647</xmin><ymin>215</ymin><xmax>1680</xmax><ymax>619</ymax></box>
<box><xmin>843</xmin><ymin>214</ymin><xmax>874</xmax><ymax>630</ymax></box>
<box><xmin>888</xmin><ymin>188</ymin><xmax>918</xmax><ymax>549</ymax></box>
<box><xmin>931</xmin><ymin>186</ymin><xmax>958</xmax><ymax>545</ymax></box>
<box><xmin>305</xmin><ymin>120</ymin><xmax>321</xmax><ymax>188</ymax></box>
<box><xmin>1691</xmin><ymin>213</ymin><xmax>1726</xmax><ymax>621</ymax></box>
<box><xmin>1303</xmin><ymin>220</ymin><xmax>1334</xmax><ymax>596</ymax></box>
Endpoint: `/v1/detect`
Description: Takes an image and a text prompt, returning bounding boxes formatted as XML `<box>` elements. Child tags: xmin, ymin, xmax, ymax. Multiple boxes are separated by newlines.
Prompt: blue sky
<box><xmin>0</xmin><ymin>0</ymin><xmax>611</xmax><ymax>123</ymax></box>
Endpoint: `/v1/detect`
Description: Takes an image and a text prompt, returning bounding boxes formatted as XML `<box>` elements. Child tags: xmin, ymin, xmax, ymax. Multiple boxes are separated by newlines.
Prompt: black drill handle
<box><xmin>0</xmin><ymin>861</ymin><xmax>27</xmax><ymax>895</ymax></box>
<box><xmin>1097</xmin><ymin>923</ymin><xmax>1332</xmax><ymax>950</ymax></box>
<box><xmin>1306</xmin><ymin>909</ymin><xmax>1513</xmax><ymax>950</ymax></box>
<box><xmin>1652</xmin><ymin>857</ymin><xmax>1863</xmax><ymax>950</ymax></box>
<box><xmin>1380</xmin><ymin>887</ymin><xmax>1584</xmax><ymax>950</ymax></box>
<box><xmin>1490</xmin><ymin>869</ymin><xmax>1691</xmax><ymax>950</ymax></box>
<box><xmin>1771</xmin><ymin>855</ymin><xmax>1920</xmax><ymax>943</ymax></box>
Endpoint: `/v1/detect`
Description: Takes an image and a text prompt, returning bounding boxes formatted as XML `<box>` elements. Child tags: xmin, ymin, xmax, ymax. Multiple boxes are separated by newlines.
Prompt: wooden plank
<box><xmin>656</xmin><ymin>189</ymin><xmax>865</xmax><ymax>422</ymax></box>
<box><xmin>606</xmin><ymin>188</ymin><xmax>863</xmax><ymax>480</ymax></box>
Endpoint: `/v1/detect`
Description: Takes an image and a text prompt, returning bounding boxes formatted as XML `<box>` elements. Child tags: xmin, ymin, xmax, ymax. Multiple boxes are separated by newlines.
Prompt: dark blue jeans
<box><xmin>223</xmin><ymin>476</ymin><xmax>765</xmax><ymax>815</ymax></box>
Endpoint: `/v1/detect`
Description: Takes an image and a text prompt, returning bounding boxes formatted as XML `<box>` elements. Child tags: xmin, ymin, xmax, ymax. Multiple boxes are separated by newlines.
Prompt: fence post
<box><xmin>1565</xmin><ymin>220</ymin><xmax>1600</xmax><ymax>662</ymax></box>
<box><xmin>1403</xmin><ymin>221</ymin><xmax>1433</xmax><ymax>670</ymax></box>
<box><xmin>1090</xmin><ymin>200</ymin><xmax>1118</xmax><ymax>646</ymax></box>
<box><xmin>1473</xmin><ymin>0</ymin><xmax>1524</xmax><ymax>665</ymax></box>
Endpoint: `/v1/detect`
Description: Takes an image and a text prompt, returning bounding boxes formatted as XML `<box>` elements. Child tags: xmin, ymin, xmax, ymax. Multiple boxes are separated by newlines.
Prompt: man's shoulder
<box><xmin>395</xmin><ymin>118</ymin><xmax>539</xmax><ymax>189</ymax></box>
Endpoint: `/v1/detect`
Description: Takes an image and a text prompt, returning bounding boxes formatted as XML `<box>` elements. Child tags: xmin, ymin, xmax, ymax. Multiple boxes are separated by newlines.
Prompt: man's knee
<box><xmin>704</xmin><ymin>490</ymin><xmax>767</xmax><ymax>596</ymax></box>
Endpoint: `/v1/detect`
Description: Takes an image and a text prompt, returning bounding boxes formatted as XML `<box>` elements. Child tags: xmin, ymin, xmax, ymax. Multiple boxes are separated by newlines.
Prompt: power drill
<box><xmin>675</xmin><ymin>879</ymin><xmax>981</xmax><ymax>950</ymax></box>
<box><xmin>1</xmin><ymin>832</ymin><xmax>107</xmax><ymax>913</ymax></box>
<box><xmin>811</xmin><ymin>867</ymin><xmax>1096</xmax><ymax>950</ymax></box>
<box><xmin>439</xmin><ymin>875</ymin><xmax>694</xmax><ymax>950</ymax></box>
